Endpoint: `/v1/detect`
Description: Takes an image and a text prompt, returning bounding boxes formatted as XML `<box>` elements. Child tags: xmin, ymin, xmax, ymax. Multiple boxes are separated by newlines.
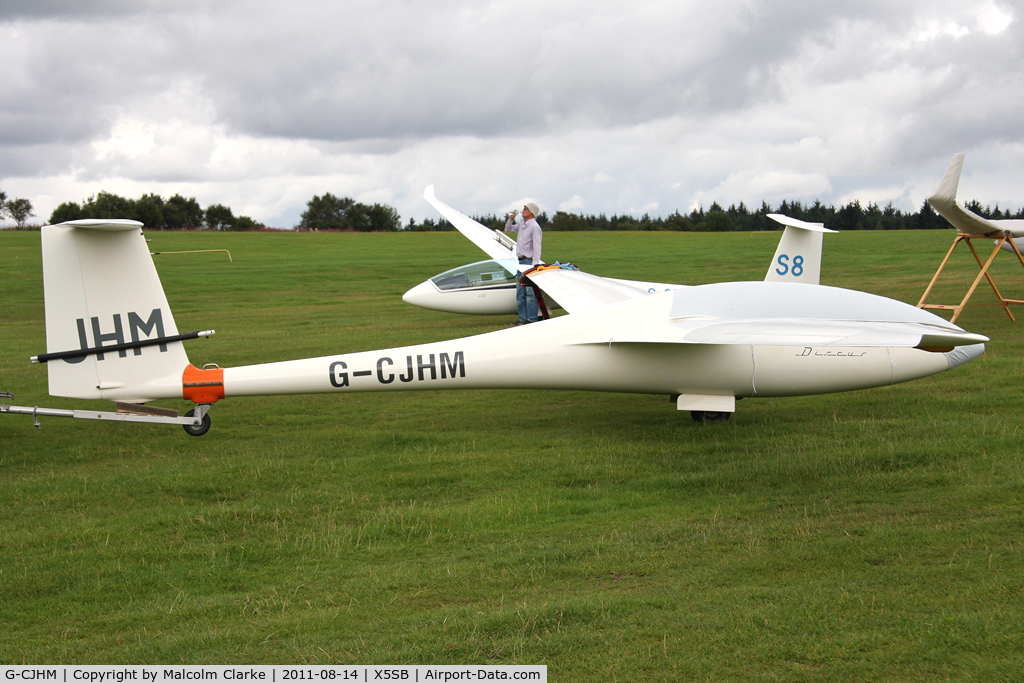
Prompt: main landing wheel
<box><xmin>183</xmin><ymin>408</ymin><xmax>211</xmax><ymax>437</ymax></box>
<box><xmin>690</xmin><ymin>410</ymin><xmax>731</xmax><ymax>423</ymax></box>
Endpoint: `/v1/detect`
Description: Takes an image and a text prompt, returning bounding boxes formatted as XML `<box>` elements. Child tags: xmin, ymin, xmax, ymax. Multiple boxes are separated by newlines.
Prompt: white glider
<box><xmin>404</xmin><ymin>187</ymin><xmax>832</xmax><ymax>315</ymax></box>
<box><xmin>4</xmin><ymin>193</ymin><xmax>989</xmax><ymax>435</ymax></box>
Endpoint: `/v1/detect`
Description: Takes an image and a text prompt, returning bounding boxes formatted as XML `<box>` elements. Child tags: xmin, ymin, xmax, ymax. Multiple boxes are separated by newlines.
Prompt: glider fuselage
<box><xmin>223</xmin><ymin>282</ymin><xmax>977</xmax><ymax>403</ymax></box>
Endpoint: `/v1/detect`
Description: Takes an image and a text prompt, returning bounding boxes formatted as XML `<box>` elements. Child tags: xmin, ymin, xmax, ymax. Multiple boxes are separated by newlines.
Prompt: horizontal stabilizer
<box><xmin>55</xmin><ymin>219</ymin><xmax>145</xmax><ymax>232</ymax></box>
<box><xmin>766</xmin><ymin>214</ymin><xmax>835</xmax><ymax>233</ymax></box>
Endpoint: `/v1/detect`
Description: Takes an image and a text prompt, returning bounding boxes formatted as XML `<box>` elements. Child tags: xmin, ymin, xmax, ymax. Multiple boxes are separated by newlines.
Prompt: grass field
<box><xmin>1</xmin><ymin>228</ymin><xmax>1022</xmax><ymax>680</ymax></box>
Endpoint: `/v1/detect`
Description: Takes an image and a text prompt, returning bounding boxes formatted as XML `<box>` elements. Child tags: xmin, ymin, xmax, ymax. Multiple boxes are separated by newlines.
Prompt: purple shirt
<box><xmin>504</xmin><ymin>216</ymin><xmax>543</xmax><ymax>266</ymax></box>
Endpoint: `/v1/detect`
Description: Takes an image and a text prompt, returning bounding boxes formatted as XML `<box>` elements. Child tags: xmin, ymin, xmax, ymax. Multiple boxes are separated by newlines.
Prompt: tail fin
<box><xmin>764</xmin><ymin>214</ymin><xmax>836</xmax><ymax>285</ymax></box>
<box><xmin>39</xmin><ymin>220</ymin><xmax>192</xmax><ymax>402</ymax></box>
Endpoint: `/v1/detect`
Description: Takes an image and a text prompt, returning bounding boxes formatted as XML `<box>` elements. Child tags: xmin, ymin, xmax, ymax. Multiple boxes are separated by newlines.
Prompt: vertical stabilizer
<box><xmin>764</xmin><ymin>214</ymin><xmax>836</xmax><ymax>285</ymax></box>
<box><xmin>40</xmin><ymin>220</ymin><xmax>190</xmax><ymax>402</ymax></box>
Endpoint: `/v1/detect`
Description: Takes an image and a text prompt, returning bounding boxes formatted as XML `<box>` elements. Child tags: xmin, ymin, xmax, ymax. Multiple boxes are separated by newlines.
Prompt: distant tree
<box><xmin>83</xmin><ymin>191</ymin><xmax>134</xmax><ymax>219</ymax></box>
<box><xmin>470</xmin><ymin>214</ymin><xmax>507</xmax><ymax>230</ymax></box>
<box><xmin>49</xmin><ymin>201</ymin><xmax>85</xmax><ymax>224</ymax></box>
<box><xmin>701</xmin><ymin>206</ymin><xmax>732</xmax><ymax>232</ymax></box>
<box><xmin>205</xmin><ymin>203</ymin><xmax>235</xmax><ymax>230</ymax></box>
<box><xmin>661</xmin><ymin>211</ymin><xmax>693</xmax><ymax>231</ymax></box>
<box><xmin>0</xmin><ymin>188</ymin><xmax>7</xmax><ymax>220</ymax></box>
<box><xmin>723</xmin><ymin>202</ymin><xmax>753</xmax><ymax>231</ymax></box>
<box><xmin>963</xmin><ymin>199</ymin><xmax>985</xmax><ymax>216</ymax></box>
<box><xmin>298</xmin><ymin>193</ymin><xmax>400</xmax><ymax>231</ymax></box>
<box><xmin>863</xmin><ymin>202</ymin><xmax>883</xmax><ymax>229</ymax></box>
<box><xmin>688</xmin><ymin>206</ymin><xmax>705</xmax><ymax>228</ymax></box>
<box><xmin>915</xmin><ymin>200</ymin><xmax>945</xmax><ymax>230</ymax></box>
<box><xmin>878</xmin><ymin>201</ymin><xmax>901</xmax><ymax>230</ymax></box>
<box><xmin>6</xmin><ymin>197</ymin><xmax>35</xmax><ymax>227</ymax></box>
<box><xmin>834</xmin><ymin>200</ymin><xmax>865</xmax><ymax>232</ymax></box>
<box><xmin>298</xmin><ymin>193</ymin><xmax>355</xmax><ymax>231</ymax></box>
<box><xmin>133</xmin><ymin>193</ymin><xmax>165</xmax><ymax>229</ymax></box>
<box><xmin>230</xmin><ymin>215</ymin><xmax>263</xmax><ymax>231</ymax></box>
<box><xmin>164</xmin><ymin>194</ymin><xmax>204</xmax><ymax>229</ymax></box>
<box><xmin>346</xmin><ymin>201</ymin><xmax>370</xmax><ymax>231</ymax></box>
<box><xmin>549</xmin><ymin>211</ymin><xmax>589</xmax><ymax>231</ymax></box>
<box><xmin>804</xmin><ymin>199</ymin><xmax>834</xmax><ymax>226</ymax></box>
<box><xmin>366</xmin><ymin>203</ymin><xmax>401</xmax><ymax>232</ymax></box>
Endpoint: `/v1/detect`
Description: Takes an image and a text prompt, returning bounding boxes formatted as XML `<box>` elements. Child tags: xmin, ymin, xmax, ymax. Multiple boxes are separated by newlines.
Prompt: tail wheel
<box><xmin>691</xmin><ymin>410</ymin><xmax>731</xmax><ymax>423</ymax></box>
<box><xmin>183</xmin><ymin>408</ymin><xmax>212</xmax><ymax>436</ymax></box>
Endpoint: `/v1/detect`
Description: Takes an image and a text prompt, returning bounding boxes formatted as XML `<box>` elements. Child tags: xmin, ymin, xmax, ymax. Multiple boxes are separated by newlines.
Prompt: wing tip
<box><xmin>929</xmin><ymin>153</ymin><xmax>966</xmax><ymax>203</ymax></box>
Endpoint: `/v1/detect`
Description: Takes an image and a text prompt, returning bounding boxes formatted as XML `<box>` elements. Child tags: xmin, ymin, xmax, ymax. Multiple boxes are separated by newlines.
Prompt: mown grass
<box><xmin>1</xmin><ymin>229</ymin><xmax>1022</xmax><ymax>680</ymax></box>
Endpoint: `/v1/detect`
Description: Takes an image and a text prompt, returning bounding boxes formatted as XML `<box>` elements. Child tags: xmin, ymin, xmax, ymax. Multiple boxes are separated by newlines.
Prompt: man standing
<box><xmin>505</xmin><ymin>202</ymin><xmax>543</xmax><ymax>324</ymax></box>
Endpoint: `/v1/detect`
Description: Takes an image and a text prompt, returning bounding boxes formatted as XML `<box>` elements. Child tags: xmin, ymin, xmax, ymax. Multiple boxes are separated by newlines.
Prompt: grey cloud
<box><xmin>0</xmin><ymin>0</ymin><xmax>205</xmax><ymax>21</ymax></box>
<box><xmin>7</xmin><ymin>0</ymin><xmax>1006</xmax><ymax>146</ymax></box>
<box><xmin>3</xmin><ymin>0</ymin><xmax>1023</xmax><ymax>224</ymax></box>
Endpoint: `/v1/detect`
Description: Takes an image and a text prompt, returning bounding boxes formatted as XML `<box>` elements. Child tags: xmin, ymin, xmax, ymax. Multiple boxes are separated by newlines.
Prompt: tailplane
<box><xmin>764</xmin><ymin>214</ymin><xmax>836</xmax><ymax>285</ymax></box>
<box><xmin>38</xmin><ymin>220</ymin><xmax>196</xmax><ymax>402</ymax></box>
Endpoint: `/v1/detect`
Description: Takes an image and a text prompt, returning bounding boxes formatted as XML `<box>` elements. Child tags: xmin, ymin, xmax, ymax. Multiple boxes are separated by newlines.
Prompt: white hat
<box><xmin>524</xmin><ymin>202</ymin><xmax>540</xmax><ymax>215</ymax></box>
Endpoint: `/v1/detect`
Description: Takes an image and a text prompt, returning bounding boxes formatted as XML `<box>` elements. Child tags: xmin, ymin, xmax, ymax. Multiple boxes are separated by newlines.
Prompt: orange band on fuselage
<box><xmin>182</xmin><ymin>364</ymin><xmax>225</xmax><ymax>404</ymax></box>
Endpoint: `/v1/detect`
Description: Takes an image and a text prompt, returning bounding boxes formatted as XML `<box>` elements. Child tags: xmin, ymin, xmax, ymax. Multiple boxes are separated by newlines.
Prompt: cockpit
<box><xmin>429</xmin><ymin>258</ymin><xmax>519</xmax><ymax>291</ymax></box>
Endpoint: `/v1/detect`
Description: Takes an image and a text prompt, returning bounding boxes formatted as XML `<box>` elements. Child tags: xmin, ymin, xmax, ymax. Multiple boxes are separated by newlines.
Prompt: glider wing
<box><xmin>927</xmin><ymin>154</ymin><xmax>1024</xmax><ymax>237</ymax></box>
<box><xmin>423</xmin><ymin>185</ymin><xmax>517</xmax><ymax>261</ymax></box>
<box><xmin>526</xmin><ymin>266</ymin><xmax>654</xmax><ymax>314</ymax></box>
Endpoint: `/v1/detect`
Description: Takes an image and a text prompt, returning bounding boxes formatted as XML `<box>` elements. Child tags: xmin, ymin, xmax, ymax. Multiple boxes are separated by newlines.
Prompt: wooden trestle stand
<box><xmin>917</xmin><ymin>231</ymin><xmax>1024</xmax><ymax>323</ymax></box>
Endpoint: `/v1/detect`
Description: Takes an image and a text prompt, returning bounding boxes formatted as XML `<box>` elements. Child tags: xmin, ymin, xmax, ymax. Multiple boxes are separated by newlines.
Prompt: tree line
<box><xmin>48</xmin><ymin>191</ymin><xmax>263</xmax><ymax>231</ymax></box>
<box><xmin>3</xmin><ymin>186</ymin><xmax>1022</xmax><ymax>232</ymax></box>
<box><xmin>455</xmin><ymin>198</ymin><xmax>1024</xmax><ymax>233</ymax></box>
<box><xmin>37</xmin><ymin>190</ymin><xmax>403</xmax><ymax>232</ymax></box>
<box><xmin>296</xmin><ymin>193</ymin><xmax>401</xmax><ymax>232</ymax></box>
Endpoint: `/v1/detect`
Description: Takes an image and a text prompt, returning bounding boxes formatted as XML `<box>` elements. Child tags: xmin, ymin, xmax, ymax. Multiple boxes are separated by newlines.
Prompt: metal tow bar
<box><xmin>1</xmin><ymin>397</ymin><xmax>204</xmax><ymax>430</ymax></box>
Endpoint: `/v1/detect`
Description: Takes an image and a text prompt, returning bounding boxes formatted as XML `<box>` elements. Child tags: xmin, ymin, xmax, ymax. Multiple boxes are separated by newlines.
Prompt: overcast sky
<box><xmin>1</xmin><ymin>0</ymin><xmax>1022</xmax><ymax>227</ymax></box>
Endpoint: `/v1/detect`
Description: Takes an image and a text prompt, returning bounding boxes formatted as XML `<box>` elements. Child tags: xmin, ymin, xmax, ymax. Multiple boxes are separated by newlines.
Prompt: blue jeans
<box><xmin>517</xmin><ymin>259</ymin><xmax>538</xmax><ymax>322</ymax></box>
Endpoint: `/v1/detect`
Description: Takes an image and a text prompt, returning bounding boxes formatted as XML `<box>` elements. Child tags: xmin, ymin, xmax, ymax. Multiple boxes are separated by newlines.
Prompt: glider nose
<box><xmin>403</xmin><ymin>279</ymin><xmax>439</xmax><ymax>310</ymax></box>
<box><xmin>945</xmin><ymin>343</ymin><xmax>985</xmax><ymax>370</ymax></box>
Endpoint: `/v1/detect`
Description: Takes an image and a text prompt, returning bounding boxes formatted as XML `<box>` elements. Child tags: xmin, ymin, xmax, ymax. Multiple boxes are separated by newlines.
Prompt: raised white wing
<box><xmin>423</xmin><ymin>185</ymin><xmax>516</xmax><ymax>262</ymax></box>
<box><xmin>929</xmin><ymin>154</ymin><xmax>1024</xmax><ymax>238</ymax></box>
